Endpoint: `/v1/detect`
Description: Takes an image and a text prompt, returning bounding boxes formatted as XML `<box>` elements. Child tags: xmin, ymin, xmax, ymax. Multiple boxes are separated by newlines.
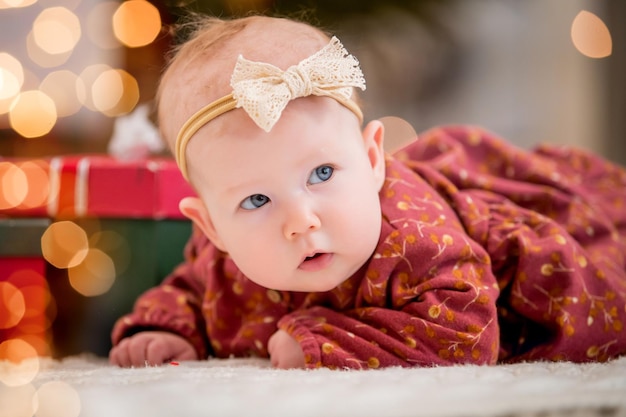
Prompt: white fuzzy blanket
<box><xmin>4</xmin><ymin>355</ymin><xmax>626</xmax><ymax>417</ymax></box>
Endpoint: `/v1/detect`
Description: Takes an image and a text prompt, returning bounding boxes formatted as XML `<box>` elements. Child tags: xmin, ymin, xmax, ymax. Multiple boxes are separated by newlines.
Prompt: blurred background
<box><xmin>0</xmin><ymin>0</ymin><xmax>624</xmax><ymax>162</ymax></box>
<box><xmin>0</xmin><ymin>0</ymin><xmax>624</xmax><ymax>362</ymax></box>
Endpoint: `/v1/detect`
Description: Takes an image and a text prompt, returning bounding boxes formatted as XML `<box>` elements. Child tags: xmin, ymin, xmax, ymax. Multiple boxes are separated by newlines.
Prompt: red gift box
<box><xmin>0</xmin><ymin>217</ymin><xmax>52</xmax><ymax>356</ymax></box>
<box><xmin>0</xmin><ymin>155</ymin><xmax>195</xmax><ymax>219</ymax></box>
<box><xmin>0</xmin><ymin>257</ymin><xmax>51</xmax><ymax>356</ymax></box>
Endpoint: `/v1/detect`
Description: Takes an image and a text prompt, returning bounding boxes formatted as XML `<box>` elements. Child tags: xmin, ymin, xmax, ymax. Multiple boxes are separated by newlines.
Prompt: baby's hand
<box><xmin>109</xmin><ymin>331</ymin><xmax>198</xmax><ymax>367</ymax></box>
<box><xmin>267</xmin><ymin>329</ymin><xmax>305</xmax><ymax>369</ymax></box>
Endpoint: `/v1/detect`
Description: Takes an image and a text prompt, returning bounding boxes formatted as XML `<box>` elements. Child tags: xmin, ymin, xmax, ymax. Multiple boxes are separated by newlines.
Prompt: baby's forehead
<box><xmin>159</xmin><ymin>18</ymin><xmax>330</xmax><ymax>151</ymax></box>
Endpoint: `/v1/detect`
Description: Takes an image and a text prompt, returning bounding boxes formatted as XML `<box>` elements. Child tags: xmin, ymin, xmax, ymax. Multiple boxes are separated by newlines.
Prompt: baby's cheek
<box><xmin>233</xmin><ymin>250</ymin><xmax>285</xmax><ymax>288</ymax></box>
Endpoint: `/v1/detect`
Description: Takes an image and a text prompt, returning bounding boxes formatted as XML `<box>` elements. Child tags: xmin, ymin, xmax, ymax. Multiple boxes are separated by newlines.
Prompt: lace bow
<box><xmin>230</xmin><ymin>36</ymin><xmax>366</xmax><ymax>132</ymax></box>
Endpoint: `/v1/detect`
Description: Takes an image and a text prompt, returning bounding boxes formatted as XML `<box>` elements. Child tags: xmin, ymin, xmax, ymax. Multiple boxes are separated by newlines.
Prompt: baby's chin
<box><xmin>242</xmin><ymin>250</ymin><xmax>374</xmax><ymax>293</ymax></box>
<box><xmin>253</xmin><ymin>267</ymin><xmax>361</xmax><ymax>293</ymax></box>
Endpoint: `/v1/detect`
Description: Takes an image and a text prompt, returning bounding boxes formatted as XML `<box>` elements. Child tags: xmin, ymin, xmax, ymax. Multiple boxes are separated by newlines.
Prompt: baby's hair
<box><xmin>165</xmin><ymin>15</ymin><xmax>255</xmax><ymax>68</ymax></box>
<box><xmin>165</xmin><ymin>9</ymin><xmax>328</xmax><ymax>56</ymax></box>
<box><xmin>157</xmin><ymin>15</ymin><xmax>254</xmax><ymax>103</ymax></box>
<box><xmin>156</xmin><ymin>13</ymin><xmax>332</xmax><ymax>119</ymax></box>
<box><xmin>159</xmin><ymin>13</ymin><xmax>332</xmax><ymax>92</ymax></box>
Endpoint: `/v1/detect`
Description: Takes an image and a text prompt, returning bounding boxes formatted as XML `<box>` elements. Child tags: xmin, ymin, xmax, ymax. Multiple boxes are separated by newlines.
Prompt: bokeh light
<box><xmin>86</xmin><ymin>1</ymin><xmax>120</xmax><ymax>49</ymax></box>
<box><xmin>92</xmin><ymin>68</ymin><xmax>139</xmax><ymax>116</ymax></box>
<box><xmin>91</xmin><ymin>68</ymin><xmax>124</xmax><ymax>112</ymax></box>
<box><xmin>39</xmin><ymin>70</ymin><xmax>82</xmax><ymax>117</ymax></box>
<box><xmin>68</xmin><ymin>248</ymin><xmax>116</xmax><ymax>297</ymax></box>
<box><xmin>112</xmin><ymin>0</ymin><xmax>161</xmax><ymax>48</ymax></box>
<box><xmin>89</xmin><ymin>229</ymin><xmax>131</xmax><ymax>276</ymax></box>
<box><xmin>379</xmin><ymin>116</ymin><xmax>418</xmax><ymax>153</ymax></box>
<box><xmin>0</xmin><ymin>383</ymin><xmax>37</xmax><ymax>417</ymax></box>
<box><xmin>18</xmin><ymin>285</ymin><xmax>51</xmax><ymax>330</ymax></box>
<box><xmin>0</xmin><ymin>161</ymin><xmax>28</xmax><ymax>209</ymax></box>
<box><xmin>4</xmin><ymin>268</ymin><xmax>53</xmax><ymax>357</ymax></box>
<box><xmin>1</xmin><ymin>67</ymin><xmax>39</xmax><ymax>117</ymax></box>
<box><xmin>26</xmin><ymin>30</ymin><xmax>73</xmax><ymax>68</ymax></box>
<box><xmin>13</xmin><ymin>160</ymin><xmax>50</xmax><ymax>209</ymax></box>
<box><xmin>41</xmin><ymin>220</ymin><xmax>89</xmax><ymax>269</ymax></box>
<box><xmin>33</xmin><ymin>381</ymin><xmax>81</xmax><ymax>417</ymax></box>
<box><xmin>0</xmin><ymin>0</ymin><xmax>37</xmax><ymax>9</ymax></box>
<box><xmin>77</xmin><ymin>63</ymin><xmax>111</xmax><ymax>111</ymax></box>
<box><xmin>0</xmin><ymin>338</ymin><xmax>39</xmax><ymax>386</ymax></box>
<box><xmin>571</xmin><ymin>10</ymin><xmax>612</xmax><ymax>58</ymax></box>
<box><xmin>0</xmin><ymin>52</ymin><xmax>23</xmax><ymax>102</ymax></box>
<box><xmin>18</xmin><ymin>334</ymin><xmax>51</xmax><ymax>358</ymax></box>
<box><xmin>0</xmin><ymin>95</ymin><xmax>15</xmax><ymax>116</ymax></box>
<box><xmin>9</xmin><ymin>90</ymin><xmax>58</xmax><ymax>138</ymax></box>
<box><xmin>0</xmin><ymin>282</ymin><xmax>26</xmax><ymax>329</ymax></box>
<box><xmin>6</xmin><ymin>259</ymin><xmax>49</xmax><ymax>289</ymax></box>
<box><xmin>32</xmin><ymin>7</ymin><xmax>81</xmax><ymax>56</ymax></box>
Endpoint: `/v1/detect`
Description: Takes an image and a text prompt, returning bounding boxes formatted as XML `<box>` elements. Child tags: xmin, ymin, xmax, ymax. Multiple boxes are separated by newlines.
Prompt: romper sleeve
<box><xmin>277</xmin><ymin>159</ymin><xmax>501</xmax><ymax>369</ymax></box>
<box><xmin>111</xmin><ymin>225</ymin><xmax>212</xmax><ymax>359</ymax></box>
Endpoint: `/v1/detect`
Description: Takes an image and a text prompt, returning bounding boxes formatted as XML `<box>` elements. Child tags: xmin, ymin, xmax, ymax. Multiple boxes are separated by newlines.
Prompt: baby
<box><xmin>109</xmin><ymin>14</ymin><xmax>626</xmax><ymax>369</ymax></box>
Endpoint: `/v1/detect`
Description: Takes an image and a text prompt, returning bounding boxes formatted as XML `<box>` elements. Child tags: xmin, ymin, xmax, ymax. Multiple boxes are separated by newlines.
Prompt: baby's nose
<box><xmin>282</xmin><ymin>199</ymin><xmax>321</xmax><ymax>239</ymax></box>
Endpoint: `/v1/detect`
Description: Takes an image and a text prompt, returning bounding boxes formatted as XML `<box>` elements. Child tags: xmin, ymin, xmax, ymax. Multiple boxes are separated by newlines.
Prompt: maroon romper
<box><xmin>112</xmin><ymin>125</ymin><xmax>626</xmax><ymax>368</ymax></box>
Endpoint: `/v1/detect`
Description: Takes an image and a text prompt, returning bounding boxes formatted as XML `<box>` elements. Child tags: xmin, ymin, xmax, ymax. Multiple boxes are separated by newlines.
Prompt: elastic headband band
<box><xmin>175</xmin><ymin>94</ymin><xmax>237</xmax><ymax>180</ymax></box>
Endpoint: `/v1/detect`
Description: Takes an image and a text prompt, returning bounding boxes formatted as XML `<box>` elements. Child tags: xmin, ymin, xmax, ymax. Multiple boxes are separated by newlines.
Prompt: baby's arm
<box><xmin>110</xmin><ymin>226</ymin><xmax>212</xmax><ymax>364</ymax></box>
<box><xmin>109</xmin><ymin>331</ymin><xmax>198</xmax><ymax>367</ymax></box>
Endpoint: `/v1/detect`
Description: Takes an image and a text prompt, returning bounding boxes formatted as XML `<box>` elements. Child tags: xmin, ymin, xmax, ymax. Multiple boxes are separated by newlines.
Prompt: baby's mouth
<box><xmin>299</xmin><ymin>252</ymin><xmax>333</xmax><ymax>272</ymax></box>
<box><xmin>305</xmin><ymin>253</ymin><xmax>323</xmax><ymax>261</ymax></box>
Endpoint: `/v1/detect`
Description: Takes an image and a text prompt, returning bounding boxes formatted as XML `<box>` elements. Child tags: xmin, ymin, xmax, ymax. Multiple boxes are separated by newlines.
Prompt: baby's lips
<box><xmin>298</xmin><ymin>252</ymin><xmax>333</xmax><ymax>272</ymax></box>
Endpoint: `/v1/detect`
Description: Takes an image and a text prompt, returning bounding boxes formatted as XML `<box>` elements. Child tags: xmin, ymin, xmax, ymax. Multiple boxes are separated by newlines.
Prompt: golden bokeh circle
<box><xmin>68</xmin><ymin>248</ymin><xmax>116</xmax><ymax>297</ymax></box>
<box><xmin>33</xmin><ymin>381</ymin><xmax>81</xmax><ymax>417</ymax></box>
<box><xmin>0</xmin><ymin>282</ymin><xmax>26</xmax><ymax>329</ymax></box>
<box><xmin>41</xmin><ymin>221</ymin><xmax>89</xmax><ymax>269</ymax></box>
<box><xmin>112</xmin><ymin>0</ymin><xmax>161</xmax><ymax>48</ymax></box>
<box><xmin>9</xmin><ymin>90</ymin><xmax>57</xmax><ymax>138</ymax></box>
<box><xmin>0</xmin><ymin>339</ymin><xmax>40</xmax><ymax>386</ymax></box>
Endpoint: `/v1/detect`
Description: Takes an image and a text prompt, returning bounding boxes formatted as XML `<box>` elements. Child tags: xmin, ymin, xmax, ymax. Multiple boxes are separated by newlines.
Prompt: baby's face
<box><xmin>186</xmin><ymin>96</ymin><xmax>385</xmax><ymax>292</ymax></box>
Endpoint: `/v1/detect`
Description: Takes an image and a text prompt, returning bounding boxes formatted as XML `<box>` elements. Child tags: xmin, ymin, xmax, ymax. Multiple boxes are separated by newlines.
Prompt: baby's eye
<box><xmin>309</xmin><ymin>165</ymin><xmax>334</xmax><ymax>185</ymax></box>
<box><xmin>240</xmin><ymin>194</ymin><xmax>270</xmax><ymax>210</ymax></box>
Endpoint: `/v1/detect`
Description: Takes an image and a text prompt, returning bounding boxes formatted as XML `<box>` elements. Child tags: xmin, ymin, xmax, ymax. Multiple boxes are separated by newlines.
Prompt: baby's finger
<box><xmin>110</xmin><ymin>339</ymin><xmax>131</xmax><ymax>367</ymax></box>
<box><xmin>145</xmin><ymin>338</ymin><xmax>169</xmax><ymax>365</ymax></box>
<box><xmin>127</xmin><ymin>336</ymin><xmax>152</xmax><ymax>367</ymax></box>
<box><xmin>267</xmin><ymin>331</ymin><xmax>277</xmax><ymax>354</ymax></box>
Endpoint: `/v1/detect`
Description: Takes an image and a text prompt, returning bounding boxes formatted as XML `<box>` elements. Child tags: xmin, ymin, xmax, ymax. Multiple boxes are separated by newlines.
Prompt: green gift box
<box><xmin>0</xmin><ymin>218</ymin><xmax>50</xmax><ymax>257</ymax></box>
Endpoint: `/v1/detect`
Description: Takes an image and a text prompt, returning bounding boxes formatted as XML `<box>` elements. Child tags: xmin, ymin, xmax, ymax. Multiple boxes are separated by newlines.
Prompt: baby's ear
<box><xmin>179</xmin><ymin>197</ymin><xmax>226</xmax><ymax>251</ymax></box>
<box><xmin>361</xmin><ymin>120</ymin><xmax>386</xmax><ymax>191</ymax></box>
